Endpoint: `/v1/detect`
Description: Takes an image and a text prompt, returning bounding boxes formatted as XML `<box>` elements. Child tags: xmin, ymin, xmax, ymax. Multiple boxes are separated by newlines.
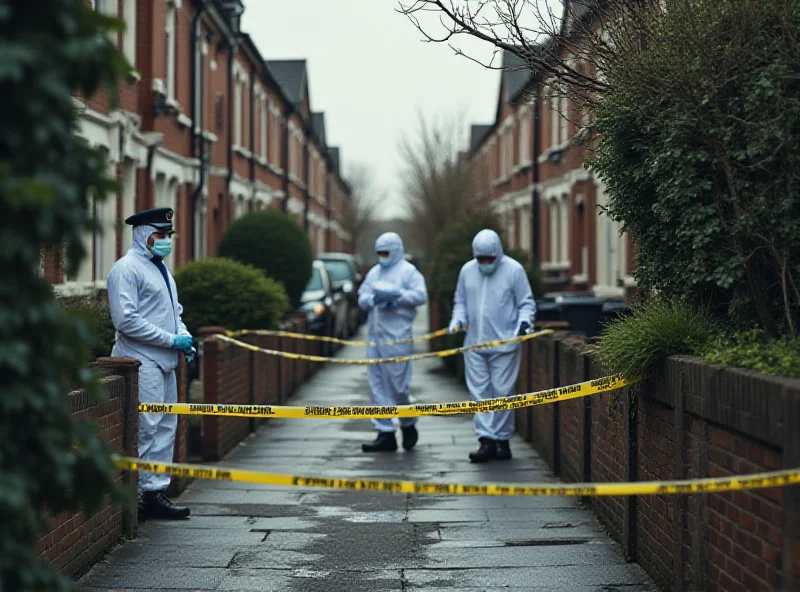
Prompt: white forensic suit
<box><xmin>358</xmin><ymin>233</ymin><xmax>428</xmax><ymax>433</ymax></box>
<box><xmin>451</xmin><ymin>230</ymin><xmax>536</xmax><ymax>441</ymax></box>
<box><xmin>107</xmin><ymin>225</ymin><xmax>192</xmax><ymax>492</ymax></box>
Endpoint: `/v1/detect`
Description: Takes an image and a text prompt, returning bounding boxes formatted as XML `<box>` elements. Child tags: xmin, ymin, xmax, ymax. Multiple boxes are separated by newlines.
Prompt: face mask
<box><xmin>151</xmin><ymin>237</ymin><xmax>172</xmax><ymax>257</ymax></box>
<box><xmin>478</xmin><ymin>262</ymin><xmax>498</xmax><ymax>275</ymax></box>
<box><xmin>378</xmin><ymin>256</ymin><xmax>390</xmax><ymax>268</ymax></box>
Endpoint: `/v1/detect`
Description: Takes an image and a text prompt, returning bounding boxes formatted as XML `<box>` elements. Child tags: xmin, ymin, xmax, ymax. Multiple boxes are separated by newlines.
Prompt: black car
<box><xmin>317</xmin><ymin>252</ymin><xmax>363</xmax><ymax>336</ymax></box>
<box><xmin>297</xmin><ymin>261</ymin><xmax>348</xmax><ymax>340</ymax></box>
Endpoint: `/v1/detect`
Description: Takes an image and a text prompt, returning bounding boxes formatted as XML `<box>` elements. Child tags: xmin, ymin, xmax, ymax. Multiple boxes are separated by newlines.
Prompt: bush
<box><xmin>596</xmin><ymin>300</ymin><xmax>721</xmax><ymax>380</ymax></box>
<box><xmin>426</xmin><ymin>209</ymin><xmax>543</xmax><ymax>305</ymax></box>
<box><xmin>58</xmin><ymin>295</ymin><xmax>116</xmax><ymax>361</ymax></box>
<box><xmin>1</xmin><ymin>2</ymin><xmax>129</xmax><ymax>589</ymax></box>
<box><xmin>174</xmin><ymin>258</ymin><xmax>289</xmax><ymax>334</ymax></box>
<box><xmin>704</xmin><ymin>330</ymin><xmax>800</xmax><ymax>379</ymax></box>
<box><xmin>218</xmin><ymin>210</ymin><xmax>313</xmax><ymax>306</ymax></box>
<box><xmin>591</xmin><ymin>0</ymin><xmax>800</xmax><ymax>336</ymax></box>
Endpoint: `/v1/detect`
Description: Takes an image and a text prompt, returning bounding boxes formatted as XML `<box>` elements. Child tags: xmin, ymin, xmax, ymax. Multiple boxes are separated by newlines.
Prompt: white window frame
<box><xmin>549</xmin><ymin>199</ymin><xmax>559</xmax><ymax>264</ymax></box>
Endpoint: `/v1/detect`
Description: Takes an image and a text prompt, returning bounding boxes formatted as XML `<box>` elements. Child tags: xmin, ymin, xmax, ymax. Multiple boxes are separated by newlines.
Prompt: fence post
<box><xmin>95</xmin><ymin>357</ymin><xmax>141</xmax><ymax>540</ymax></box>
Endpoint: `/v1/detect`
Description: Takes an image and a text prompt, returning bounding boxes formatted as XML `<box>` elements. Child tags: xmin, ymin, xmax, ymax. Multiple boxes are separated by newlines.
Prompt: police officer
<box><xmin>107</xmin><ymin>207</ymin><xmax>193</xmax><ymax>519</ymax></box>
<box><xmin>449</xmin><ymin>229</ymin><xmax>536</xmax><ymax>462</ymax></box>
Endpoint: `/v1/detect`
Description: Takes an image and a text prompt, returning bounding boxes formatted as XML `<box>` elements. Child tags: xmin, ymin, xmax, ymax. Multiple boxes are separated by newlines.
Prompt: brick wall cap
<box><xmin>197</xmin><ymin>326</ymin><xmax>227</xmax><ymax>337</ymax></box>
<box><xmin>95</xmin><ymin>357</ymin><xmax>142</xmax><ymax>368</ymax></box>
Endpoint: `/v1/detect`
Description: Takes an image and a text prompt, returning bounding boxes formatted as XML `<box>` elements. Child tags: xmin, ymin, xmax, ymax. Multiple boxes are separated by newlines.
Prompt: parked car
<box><xmin>317</xmin><ymin>252</ymin><xmax>363</xmax><ymax>335</ymax></box>
<box><xmin>297</xmin><ymin>261</ymin><xmax>348</xmax><ymax>342</ymax></box>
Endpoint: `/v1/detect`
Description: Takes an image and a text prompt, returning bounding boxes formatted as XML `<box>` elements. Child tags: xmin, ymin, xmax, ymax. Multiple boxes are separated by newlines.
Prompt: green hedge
<box><xmin>174</xmin><ymin>258</ymin><xmax>289</xmax><ymax>334</ymax></box>
<box><xmin>218</xmin><ymin>210</ymin><xmax>313</xmax><ymax>307</ymax></box>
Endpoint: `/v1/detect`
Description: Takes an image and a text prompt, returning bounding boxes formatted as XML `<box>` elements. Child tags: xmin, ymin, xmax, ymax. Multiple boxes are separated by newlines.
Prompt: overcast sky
<box><xmin>242</xmin><ymin>1</ymin><xmax>505</xmax><ymax>220</ymax></box>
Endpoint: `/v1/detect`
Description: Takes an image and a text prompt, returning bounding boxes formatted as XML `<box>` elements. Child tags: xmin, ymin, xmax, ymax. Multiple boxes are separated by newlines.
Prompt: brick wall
<box><xmin>37</xmin><ymin>358</ymin><xmax>140</xmax><ymax>578</ymax></box>
<box><xmin>199</xmin><ymin>318</ymin><xmax>312</xmax><ymax>461</ymax></box>
<box><xmin>514</xmin><ymin>334</ymin><xmax>800</xmax><ymax>591</ymax></box>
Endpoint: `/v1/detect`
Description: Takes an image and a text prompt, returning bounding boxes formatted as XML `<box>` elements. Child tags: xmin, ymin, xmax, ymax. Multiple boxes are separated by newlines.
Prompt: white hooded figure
<box><xmin>107</xmin><ymin>207</ymin><xmax>193</xmax><ymax>520</ymax></box>
<box><xmin>449</xmin><ymin>229</ymin><xmax>536</xmax><ymax>463</ymax></box>
<box><xmin>357</xmin><ymin>232</ymin><xmax>428</xmax><ymax>452</ymax></box>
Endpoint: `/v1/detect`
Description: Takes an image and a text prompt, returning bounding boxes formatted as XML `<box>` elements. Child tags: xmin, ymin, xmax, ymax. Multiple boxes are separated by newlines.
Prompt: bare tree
<box><xmin>396</xmin><ymin>0</ymin><xmax>670</xmax><ymax>111</ymax></box>
<box><xmin>341</xmin><ymin>163</ymin><xmax>384</xmax><ymax>256</ymax></box>
<box><xmin>399</xmin><ymin>111</ymin><xmax>488</xmax><ymax>253</ymax></box>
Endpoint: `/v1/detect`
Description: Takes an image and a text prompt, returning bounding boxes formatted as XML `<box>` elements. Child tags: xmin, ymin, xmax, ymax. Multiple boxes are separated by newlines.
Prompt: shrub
<box><xmin>596</xmin><ymin>300</ymin><xmax>721</xmax><ymax>380</ymax></box>
<box><xmin>58</xmin><ymin>295</ymin><xmax>116</xmax><ymax>361</ymax></box>
<box><xmin>174</xmin><ymin>258</ymin><xmax>289</xmax><ymax>334</ymax></box>
<box><xmin>704</xmin><ymin>330</ymin><xmax>800</xmax><ymax>379</ymax></box>
<box><xmin>218</xmin><ymin>210</ymin><xmax>313</xmax><ymax>306</ymax></box>
<box><xmin>1</xmin><ymin>2</ymin><xmax>129</xmax><ymax>589</ymax></box>
<box><xmin>590</xmin><ymin>0</ymin><xmax>800</xmax><ymax>336</ymax></box>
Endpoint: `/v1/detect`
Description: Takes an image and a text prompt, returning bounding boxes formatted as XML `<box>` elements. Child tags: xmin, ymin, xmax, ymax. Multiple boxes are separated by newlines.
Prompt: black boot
<box><xmin>495</xmin><ymin>439</ymin><xmax>512</xmax><ymax>461</ymax></box>
<box><xmin>401</xmin><ymin>425</ymin><xmax>419</xmax><ymax>451</ymax></box>
<box><xmin>362</xmin><ymin>431</ymin><xmax>398</xmax><ymax>453</ymax></box>
<box><xmin>469</xmin><ymin>437</ymin><xmax>497</xmax><ymax>463</ymax></box>
<box><xmin>142</xmin><ymin>491</ymin><xmax>190</xmax><ymax>520</ymax></box>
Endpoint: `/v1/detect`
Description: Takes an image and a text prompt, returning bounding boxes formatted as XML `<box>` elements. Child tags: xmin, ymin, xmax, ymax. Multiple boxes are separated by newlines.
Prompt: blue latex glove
<box><xmin>171</xmin><ymin>334</ymin><xmax>194</xmax><ymax>353</ymax></box>
<box><xmin>516</xmin><ymin>320</ymin><xmax>532</xmax><ymax>337</ymax></box>
<box><xmin>374</xmin><ymin>291</ymin><xmax>394</xmax><ymax>304</ymax></box>
<box><xmin>378</xmin><ymin>299</ymin><xmax>398</xmax><ymax>310</ymax></box>
<box><xmin>449</xmin><ymin>319</ymin><xmax>464</xmax><ymax>334</ymax></box>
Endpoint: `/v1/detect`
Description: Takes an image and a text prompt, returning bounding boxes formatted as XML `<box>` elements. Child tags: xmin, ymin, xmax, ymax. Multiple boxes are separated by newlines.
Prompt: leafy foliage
<box><xmin>0</xmin><ymin>2</ymin><xmax>130</xmax><ymax>590</ymax></box>
<box><xmin>58</xmin><ymin>295</ymin><xmax>116</xmax><ymax>361</ymax></box>
<box><xmin>705</xmin><ymin>330</ymin><xmax>800</xmax><ymax>379</ymax></box>
<box><xmin>174</xmin><ymin>258</ymin><xmax>289</xmax><ymax>333</ymax></box>
<box><xmin>590</xmin><ymin>0</ymin><xmax>800</xmax><ymax>336</ymax></box>
<box><xmin>596</xmin><ymin>300</ymin><xmax>721</xmax><ymax>380</ymax></box>
<box><xmin>217</xmin><ymin>210</ymin><xmax>313</xmax><ymax>307</ymax></box>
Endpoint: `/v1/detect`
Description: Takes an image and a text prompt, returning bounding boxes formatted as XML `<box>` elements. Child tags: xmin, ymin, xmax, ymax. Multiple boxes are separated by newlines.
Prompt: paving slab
<box><xmin>77</xmin><ymin>306</ymin><xmax>655</xmax><ymax>591</ymax></box>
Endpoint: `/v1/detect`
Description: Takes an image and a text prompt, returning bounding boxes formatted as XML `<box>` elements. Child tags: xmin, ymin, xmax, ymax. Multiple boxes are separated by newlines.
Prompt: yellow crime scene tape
<box><xmin>115</xmin><ymin>456</ymin><xmax>800</xmax><ymax>497</ymax></box>
<box><xmin>224</xmin><ymin>327</ymin><xmax>453</xmax><ymax>348</ymax></box>
<box><xmin>139</xmin><ymin>374</ymin><xmax>634</xmax><ymax>419</ymax></box>
<box><xmin>215</xmin><ymin>329</ymin><xmax>553</xmax><ymax>365</ymax></box>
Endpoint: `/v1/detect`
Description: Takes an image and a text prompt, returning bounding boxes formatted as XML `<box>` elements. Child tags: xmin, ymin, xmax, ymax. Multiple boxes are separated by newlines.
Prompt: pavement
<box><xmin>78</xmin><ymin>307</ymin><xmax>656</xmax><ymax>591</ymax></box>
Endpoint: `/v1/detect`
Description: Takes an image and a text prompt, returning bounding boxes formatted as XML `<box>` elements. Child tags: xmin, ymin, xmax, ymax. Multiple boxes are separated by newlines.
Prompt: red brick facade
<box><xmin>50</xmin><ymin>0</ymin><xmax>352</xmax><ymax>293</ymax></box>
<box><xmin>467</xmin><ymin>49</ymin><xmax>636</xmax><ymax>300</ymax></box>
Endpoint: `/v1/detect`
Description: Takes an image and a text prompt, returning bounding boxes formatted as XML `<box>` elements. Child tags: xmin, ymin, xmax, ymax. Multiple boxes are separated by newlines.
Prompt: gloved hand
<box><xmin>516</xmin><ymin>321</ymin><xmax>532</xmax><ymax>337</ymax></box>
<box><xmin>171</xmin><ymin>334</ymin><xmax>194</xmax><ymax>353</ymax></box>
<box><xmin>378</xmin><ymin>299</ymin><xmax>398</xmax><ymax>310</ymax></box>
<box><xmin>374</xmin><ymin>290</ymin><xmax>398</xmax><ymax>304</ymax></box>
<box><xmin>184</xmin><ymin>347</ymin><xmax>197</xmax><ymax>364</ymax></box>
<box><xmin>373</xmin><ymin>281</ymin><xmax>401</xmax><ymax>304</ymax></box>
<box><xmin>449</xmin><ymin>319</ymin><xmax>464</xmax><ymax>334</ymax></box>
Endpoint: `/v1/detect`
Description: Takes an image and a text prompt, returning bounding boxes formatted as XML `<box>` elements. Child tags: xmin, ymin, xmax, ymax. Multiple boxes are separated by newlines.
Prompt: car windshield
<box><xmin>323</xmin><ymin>260</ymin><xmax>352</xmax><ymax>282</ymax></box>
<box><xmin>305</xmin><ymin>268</ymin><xmax>324</xmax><ymax>292</ymax></box>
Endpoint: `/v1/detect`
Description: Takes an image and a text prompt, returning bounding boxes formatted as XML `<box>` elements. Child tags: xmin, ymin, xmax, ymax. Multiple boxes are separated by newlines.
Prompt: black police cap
<box><xmin>125</xmin><ymin>207</ymin><xmax>174</xmax><ymax>233</ymax></box>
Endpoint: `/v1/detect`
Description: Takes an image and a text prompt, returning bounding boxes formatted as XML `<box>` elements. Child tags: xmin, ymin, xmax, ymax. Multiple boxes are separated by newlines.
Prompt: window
<box><xmin>165</xmin><ymin>2</ymin><xmax>177</xmax><ymax>101</ymax></box>
<box><xmin>560</xmin><ymin>96</ymin><xmax>569</xmax><ymax>143</ymax></box>
<box><xmin>122</xmin><ymin>0</ymin><xmax>136</xmax><ymax>67</ymax></box>
<box><xmin>234</xmin><ymin>74</ymin><xmax>243</xmax><ymax>147</ymax></box>
<box><xmin>270</xmin><ymin>111</ymin><xmax>280</xmax><ymax>166</ymax></box>
<box><xmin>214</xmin><ymin>93</ymin><xmax>224</xmax><ymax>132</ymax></box>
<box><xmin>550</xmin><ymin>88</ymin><xmax>560</xmax><ymax>148</ymax></box>
<box><xmin>260</xmin><ymin>100</ymin><xmax>267</xmax><ymax>160</ymax></box>
<box><xmin>305</xmin><ymin>267</ymin><xmax>324</xmax><ymax>292</ymax></box>
<box><xmin>519</xmin><ymin>111</ymin><xmax>530</xmax><ymax>164</ymax></box>
<box><xmin>121</xmin><ymin>160</ymin><xmax>137</xmax><ymax>253</ymax></box>
<box><xmin>560</xmin><ymin>194</ymin><xmax>569</xmax><ymax>262</ymax></box>
<box><xmin>549</xmin><ymin>200</ymin><xmax>559</xmax><ymax>263</ymax></box>
<box><xmin>194</xmin><ymin>35</ymin><xmax>204</xmax><ymax>130</ymax></box>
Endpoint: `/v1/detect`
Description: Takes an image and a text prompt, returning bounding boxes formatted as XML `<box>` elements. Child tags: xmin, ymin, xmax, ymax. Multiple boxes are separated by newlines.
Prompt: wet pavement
<box><xmin>78</xmin><ymin>307</ymin><xmax>656</xmax><ymax>591</ymax></box>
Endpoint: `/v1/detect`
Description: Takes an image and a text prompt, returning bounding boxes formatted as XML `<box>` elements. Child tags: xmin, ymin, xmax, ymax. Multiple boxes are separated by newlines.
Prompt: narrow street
<box><xmin>78</xmin><ymin>308</ymin><xmax>655</xmax><ymax>591</ymax></box>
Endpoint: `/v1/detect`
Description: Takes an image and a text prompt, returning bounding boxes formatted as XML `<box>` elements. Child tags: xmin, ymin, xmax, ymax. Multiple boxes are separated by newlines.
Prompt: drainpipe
<box><xmin>302</xmin><ymin>128</ymin><xmax>310</xmax><ymax>231</ymax></box>
<box><xmin>226</xmin><ymin>38</ymin><xmax>237</xmax><ymax>218</ymax></box>
<box><xmin>530</xmin><ymin>84</ymin><xmax>541</xmax><ymax>264</ymax></box>
<box><xmin>190</xmin><ymin>0</ymin><xmax>210</xmax><ymax>260</ymax></box>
